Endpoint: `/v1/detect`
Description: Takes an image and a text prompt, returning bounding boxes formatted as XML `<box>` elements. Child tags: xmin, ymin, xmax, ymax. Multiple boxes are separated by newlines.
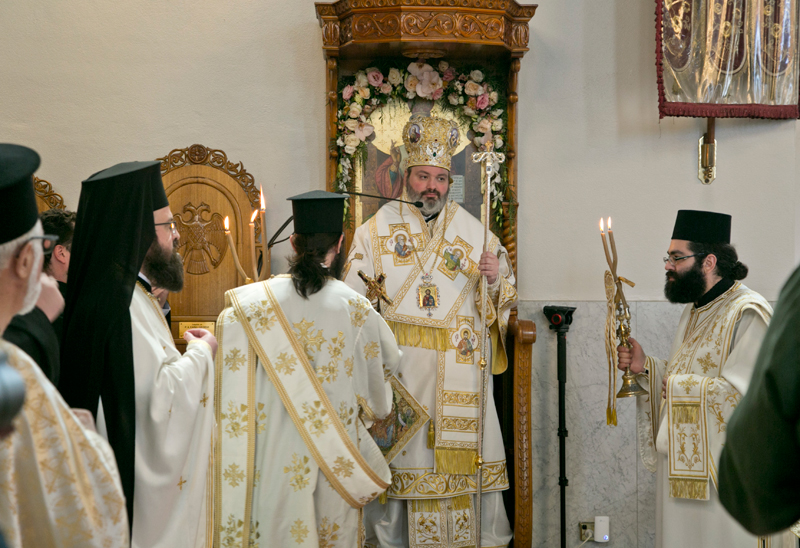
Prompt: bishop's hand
<box><xmin>478</xmin><ymin>251</ymin><xmax>499</xmax><ymax>285</ymax></box>
<box><xmin>617</xmin><ymin>336</ymin><xmax>645</xmax><ymax>374</ymax></box>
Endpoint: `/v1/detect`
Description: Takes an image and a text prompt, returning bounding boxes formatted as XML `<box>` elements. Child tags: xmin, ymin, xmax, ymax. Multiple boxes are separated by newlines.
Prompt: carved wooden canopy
<box><xmin>315</xmin><ymin>0</ymin><xmax>537</xmax><ymax>61</ymax></box>
<box><xmin>33</xmin><ymin>176</ymin><xmax>66</xmax><ymax>212</ymax></box>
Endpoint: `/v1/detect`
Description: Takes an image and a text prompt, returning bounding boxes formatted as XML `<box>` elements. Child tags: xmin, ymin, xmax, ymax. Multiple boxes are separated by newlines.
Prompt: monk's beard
<box><xmin>664</xmin><ymin>262</ymin><xmax>706</xmax><ymax>303</ymax></box>
<box><xmin>407</xmin><ymin>186</ymin><xmax>449</xmax><ymax>217</ymax></box>
<box><xmin>142</xmin><ymin>239</ymin><xmax>184</xmax><ymax>292</ymax></box>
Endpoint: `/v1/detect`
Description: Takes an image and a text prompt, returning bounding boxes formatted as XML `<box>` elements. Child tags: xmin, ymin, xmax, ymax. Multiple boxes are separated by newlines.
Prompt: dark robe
<box><xmin>718</xmin><ymin>264</ymin><xmax>800</xmax><ymax>534</ymax></box>
<box><xmin>3</xmin><ymin>307</ymin><xmax>59</xmax><ymax>384</ymax></box>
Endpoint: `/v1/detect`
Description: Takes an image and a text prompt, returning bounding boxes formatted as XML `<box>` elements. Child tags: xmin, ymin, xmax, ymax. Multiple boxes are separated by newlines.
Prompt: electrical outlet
<box><xmin>579</xmin><ymin>521</ymin><xmax>594</xmax><ymax>542</ymax></box>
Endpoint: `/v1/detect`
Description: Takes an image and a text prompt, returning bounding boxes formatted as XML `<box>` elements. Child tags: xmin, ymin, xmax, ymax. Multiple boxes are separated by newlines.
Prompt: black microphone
<box><xmin>342</xmin><ymin>191</ymin><xmax>423</xmax><ymax>208</ymax></box>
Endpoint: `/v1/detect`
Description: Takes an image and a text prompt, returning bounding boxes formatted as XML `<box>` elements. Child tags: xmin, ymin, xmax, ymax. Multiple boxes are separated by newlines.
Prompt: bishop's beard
<box><xmin>664</xmin><ymin>262</ymin><xmax>707</xmax><ymax>304</ymax></box>
<box><xmin>407</xmin><ymin>186</ymin><xmax>450</xmax><ymax>217</ymax></box>
<box><xmin>142</xmin><ymin>239</ymin><xmax>185</xmax><ymax>292</ymax></box>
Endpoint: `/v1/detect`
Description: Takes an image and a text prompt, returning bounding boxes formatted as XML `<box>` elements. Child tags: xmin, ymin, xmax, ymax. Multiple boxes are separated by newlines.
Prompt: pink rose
<box><xmin>442</xmin><ymin>67</ymin><xmax>457</xmax><ymax>82</ymax></box>
<box><xmin>431</xmin><ymin>87</ymin><xmax>444</xmax><ymax>100</ymax></box>
<box><xmin>476</xmin><ymin>93</ymin><xmax>489</xmax><ymax>110</ymax></box>
<box><xmin>342</xmin><ymin>85</ymin><xmax>354</xmax><ymax>101</ymax></box>
<box><xmin>380</xmin><ymin>82</ymin><xmax>392</xmax><ymax>94</ymax></box>
<box><xmin>476</xmin><ymin>117</ymin><xmax>492</xmax><ymax>133</ymax></box>
<box><xmin>367</xmin><ymin>70</ymin><xmax>384</xmax><ymax>87</ymax></box>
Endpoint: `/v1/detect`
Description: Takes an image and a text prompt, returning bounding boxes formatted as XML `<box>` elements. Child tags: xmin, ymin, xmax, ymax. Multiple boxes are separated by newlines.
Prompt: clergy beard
<box><xmin>142</xmin><ymin>239</ymin><xmax>184</xmax><ymax>292</ymax></box>
<box><xmin>407</xmin><ymin>186</ymin><xmax>449</xmax><ymax>217</ymax></box>
<box><xmin>664</xmin><ymin>262</ymin><xmax>707</xmax><ymax>303</ymax></box>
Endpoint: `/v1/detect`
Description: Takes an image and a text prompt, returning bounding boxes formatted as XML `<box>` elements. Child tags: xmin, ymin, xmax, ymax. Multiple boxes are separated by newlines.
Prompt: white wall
<box><xmin>1</xmin><ymin>0</ymin><xmax>797</xmax><ymax>299</ymax></box>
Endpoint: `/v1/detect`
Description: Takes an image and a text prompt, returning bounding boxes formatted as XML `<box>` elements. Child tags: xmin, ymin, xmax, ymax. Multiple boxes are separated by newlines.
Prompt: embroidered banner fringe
<box><xmin>450</xmin><ymin>494</ymin><xmax>471</xmax><ymax>511</ymax></box>
<box><xmin>671</xmin><ymin>403</ymin><xmax>700</xmax><ymax>424</ymax></box>
<box><xmin>435</xmin><ymin>448</ymin><xmax>477</xmax><ymax>475</ymax></box>
<box><xmin>411</xmin><ymin>498</ymin><xmax>440</xmax><ymax>513</ymax></box>
<box><xmin>669</xmin><ymin>477</ymin><xmax>709</xmax><ymax>500</ymax></box>
<box><xmin>387</xmin><ymin>321</ymin><xmax>449</xmax><ymax>351</ymax></box>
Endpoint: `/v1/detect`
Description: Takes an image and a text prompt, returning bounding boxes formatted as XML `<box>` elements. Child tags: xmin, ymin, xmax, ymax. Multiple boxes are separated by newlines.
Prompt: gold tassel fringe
<box><xmin>450</xmin><ymin>494</ymin><xmax>471</xmax><ymax>511</ymax></box>
<box><xmin>606</xmin><ymin>407</ymin><xmax>617</xmax><ymax>426</ymax></box>
<box><xmin>378</xmin><ymin>491</ymin><xmax>388</xmax><ymax>504</ymax></box>
<box><xmin>411</xmin><ymin>499</ymin><xmax>440</xmax><ymax>513</ymax></box>
<box><xmin>669</xmin><ymin>477</ymin><xmax>708</xmax><ymax>500</ymax></box>
<box><xmin>435</xmin><ymin>448</ymin><xmax>477</xmax><ymax>475</ymax></box>
<box><xmin>672</xmin><ymin>403</ymin><xmax>700</xmax><ymax>425</ymax></box>
<box><xmin>387</xmin><ymin>321</ymin><xmax>449</xmax><ymax>351</ymax></box>
<box><xmin>427</xmin><ymin>421</ymin><xmax>435</xmax><ymax>449</ymax></box>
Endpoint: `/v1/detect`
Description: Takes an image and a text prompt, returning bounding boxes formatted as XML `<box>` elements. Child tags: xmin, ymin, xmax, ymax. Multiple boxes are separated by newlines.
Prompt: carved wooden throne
<box><xmin>33</xmin><ymin>176</ymin><xmax>67</xmax><ymax>212</ymax></box>
<box><xmin>315</xmin><ymin>1</ymin><xmax>538</xmax><ymax>544</ymax></box>
<box><xmin>156</xmin><ymin>145</ymin><xmax>261</xmax><ymax>352</ymax></box>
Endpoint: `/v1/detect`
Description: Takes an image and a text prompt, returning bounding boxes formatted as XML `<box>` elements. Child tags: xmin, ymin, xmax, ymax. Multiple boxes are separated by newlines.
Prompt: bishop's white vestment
<box><xmin>344</xmin><ymin>200</ymin><xmax>517</xmax><ymax>548</ymax></box>
<box><xmin>214</xmin><ymin>276</ymin><xmax>401</xmax><ymax>548</ymax></box>
<box><xmin>636</xmin><ymin>281</ymin><xmax>798</xmax><ymax>547</ymax></box>
<box><xmin>98</xmin><ymin>282</ymin><xmax>215</xmax><ymax>548</ymax></box>
<box><xmin>0</xmin><ymin>339</ymin><xmax>129</xmax><ymax>547</ymax></box>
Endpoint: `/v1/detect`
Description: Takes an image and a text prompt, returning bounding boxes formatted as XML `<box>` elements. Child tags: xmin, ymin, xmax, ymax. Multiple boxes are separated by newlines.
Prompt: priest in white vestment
<box><xmin>60</xmin><ymin>161</ymin><xmax>216</xmax><ymax>548</ymax></box>
<box><xmin>215</xmin><ymin>191</ymin><xmax>401</xmax><ymax>547</ymax></box>
<box><xmin>0</xmin><ymin>143</ymin><xmax>128</xmax><ymax>547</ymax></box>
<box><xmin>344</xmin><ymin>115</ymin><xmax>517</xmax><ymax>547</ymax></box>
<box><xmin>619</xmin><ymin>210</ymin><xmax>799</xmax><ymax>547</ymax></box>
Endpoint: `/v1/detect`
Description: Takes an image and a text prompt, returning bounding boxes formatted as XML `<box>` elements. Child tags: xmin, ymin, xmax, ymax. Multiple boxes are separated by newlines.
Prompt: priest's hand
<box><xmin>36</xmin><ymin>274</ymin><xmax>64</xmax><ymax>322</ymax></box>
<box><xmin>184</xmin><ymin>328</ymin><xmax>218</xmax><ymax>359</ymax></box>
<box><xmin>617</xmin><ymin>336</ymin><xmax>645</xmax><ymax>374</ymax></box>
<box><xmin>72</xmin><ymin>408</ymin><xmax>97</xmax><ymax>433</ymax></box>
<box><xmin>479</xmin><ymin>251</ymin><xmax>499</xmax><ymax>285</ymax></box>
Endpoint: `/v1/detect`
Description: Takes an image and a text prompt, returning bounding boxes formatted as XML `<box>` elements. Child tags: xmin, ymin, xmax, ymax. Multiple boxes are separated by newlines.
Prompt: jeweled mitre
<box><xmin>402</xmin><ymin>114</ymin><xmax>460</xmax><ymax>172</ymax></box>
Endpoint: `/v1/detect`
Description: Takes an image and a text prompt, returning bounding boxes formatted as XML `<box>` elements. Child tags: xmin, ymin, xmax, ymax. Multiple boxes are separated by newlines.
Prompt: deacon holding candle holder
<box><xmin>615</xmin><ymin>210</ymin><xmax>795</xmax><ymax>547</ymax></box>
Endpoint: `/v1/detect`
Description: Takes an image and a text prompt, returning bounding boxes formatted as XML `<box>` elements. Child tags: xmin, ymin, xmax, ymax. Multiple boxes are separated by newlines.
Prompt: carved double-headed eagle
<box><xmin>174</xmin><ymin>202</ymin><xmax>227</xmax><ymax>275</ymax></box>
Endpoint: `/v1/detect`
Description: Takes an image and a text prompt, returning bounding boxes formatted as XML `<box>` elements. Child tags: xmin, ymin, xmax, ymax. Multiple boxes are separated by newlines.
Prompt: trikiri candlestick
<box><xmin>258</xmin><ymin>186</ymin><xmax>270</xmax><ymax>281</ymax></box>
<box><xmin>224</xmin><ymin>216</ymin><xmax>252</xmax><ymax>285</ymax></box>
<box><xmin>248</xmin><ymin>210</ymin><xmax>258</xmax><ymax>281</ymax></box>
<box><xmin>599</xmin><ymin>217</ymin><xmax>646</xmax><ymax>423</ymax></box>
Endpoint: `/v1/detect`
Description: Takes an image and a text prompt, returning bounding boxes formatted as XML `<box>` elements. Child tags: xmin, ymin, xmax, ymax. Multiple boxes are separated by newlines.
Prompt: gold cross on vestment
<box><xmin>200</xmin><ymin>393</ymin><xmax>208</xmax><ymax>407</ymax></box>
<box><xmin>177</xmin><ymin>476</ymin><xmax>187</xmax><ymax>490</ymax></box>
<box><xmin>358</xmin><ymin>270</ymin><xmax>393</xmax><ymax>308</ymax></box>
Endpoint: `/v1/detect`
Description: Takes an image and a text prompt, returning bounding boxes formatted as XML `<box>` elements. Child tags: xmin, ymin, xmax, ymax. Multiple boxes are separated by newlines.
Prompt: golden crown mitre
<box><xmin>402</xmin><ymin>114</ymin><xmax>460</xmax><ymax>172</ymax></box>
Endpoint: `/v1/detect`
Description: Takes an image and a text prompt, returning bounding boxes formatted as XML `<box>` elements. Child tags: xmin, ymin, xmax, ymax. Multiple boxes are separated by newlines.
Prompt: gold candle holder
<box><xmin>224</xmin><ymin>216</ymin><xmax>252</xmax><ymax>285</ymax></box>
<box><xmin>258</xmin><ymin>186</ymin><xmax>270</xmax><ymax>281</ymax></box>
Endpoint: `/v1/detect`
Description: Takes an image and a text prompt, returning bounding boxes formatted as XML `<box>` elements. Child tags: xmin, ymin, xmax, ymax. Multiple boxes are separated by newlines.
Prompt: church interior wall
<box><xmin>2</xmin><ymin>1</ymin><xmax>799</xmax><ymax>547</ymax></box>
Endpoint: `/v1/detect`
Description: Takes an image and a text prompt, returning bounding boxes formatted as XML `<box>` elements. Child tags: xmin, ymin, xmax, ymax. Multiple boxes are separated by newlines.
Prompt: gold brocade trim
<box><xmin>387</xmin><ymin>320</ymin><xmax>449</xmax><ymax>351</ymax></box>
<box><xmin>387</xmin><ymin>462</ymin><xmax>508</xmax><ymax>499</ymax></box>
<box><xmin>441</xmin><ymin>417</ymin><xmax>479</xmax><ymax>433</ymax></box>
<box><xmin>242</xmin><ymin>344</ymin><xmax>257</xmax><ymax>546</ymax></box>
<box><xmin>213</xmin><ymin>309</ymin><xmax>226</xmax><ymax>548</ymax></box>
<box><xmin>441</xmin><ymin>392</ymin><xmax>480</xmax><ymax>407</ymax></box>
<box><xmin>450</xmin><ymin>494</ymin><xmax>471</xmax><ymax>511</ymax></box>
<box><xmin>435</xmin><ymin>448</ymin><xmax>477</xmax><ymax>475</ymax></box>
<box><xmin>669</xmin><ymin>477</ymin><xmax>708</xmax><ymax>500</ymax></box>
<box><xmin>428</xmin><ymin>421</ymin><xmax>435</xmax><ymax>449</ymax></box>
<box><xmin>671</xmin><ymin>403</ymin><xmax>700</xmax><ymax>424</ymax></box>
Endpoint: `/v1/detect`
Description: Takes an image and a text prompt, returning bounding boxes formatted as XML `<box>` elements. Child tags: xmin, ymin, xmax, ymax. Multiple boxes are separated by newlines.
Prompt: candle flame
<box><xmin>607</xmin><ymin>217</ymin><xmax>612</xmax><ymax>230</ymax></box>
<box><xmin>260</xmin><ymin>185</ymin><xmax>265</xmax><ymax>210</ymax></box>
<box><xmin>224</xmin><ymin>216</ymin><xmax>230</xmax><ymax>231</ymax></box>
<box><xmin>250</xmin><ymin>210</ymin><xmax>258</xmax><ymax>223</ymax></box>
<box><xmin>599</xmin><ymin>218</ymin><xmax>605</xmax><ymax>233</ymax></box>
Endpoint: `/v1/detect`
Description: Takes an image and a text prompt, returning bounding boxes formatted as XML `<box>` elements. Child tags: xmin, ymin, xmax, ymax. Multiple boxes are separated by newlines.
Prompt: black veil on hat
<box><xmin>0</xmin><ymin>144</ymin><xmax>41</xmax><ymax>244</ymax></box>
<box><xmin>59</xmin><ymin>161</ymin><xmax>166</xmax><ymax>526</ymax></box>
<box><xmin>672</xmin><ymin>209</ymin><xmax>732</xmax><ymax>244</ymax></box>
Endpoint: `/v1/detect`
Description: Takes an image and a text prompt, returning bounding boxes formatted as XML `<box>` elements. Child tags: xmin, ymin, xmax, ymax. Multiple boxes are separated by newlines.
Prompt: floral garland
<box><xmin>334</xmin><ymin>60</ymin><xmax>510</xmax><ymax>231</ymax></box>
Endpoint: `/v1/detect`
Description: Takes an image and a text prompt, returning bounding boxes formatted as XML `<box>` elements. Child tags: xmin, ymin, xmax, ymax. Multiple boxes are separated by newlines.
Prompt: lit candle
<box><xmin>249</xmin><ymin>209</ymin><xmax>258</xmax><ymax>281</ymax></box>
<box><xmin>259</xmin><ymin>186</ymin><xmax>269</xmax><ymax>281</ymax></box>
<box><xmin>224</xmin><ymin>216</ymin><xmax>250</xmax><ymax>284</ymax></box>
<box><xmin>599</xmin><ymin>218</ymin><xmax>613</xmax><ymax>270</ymax></box>
<box><xmin>607</xmin><ymin>217</ymin><xmax>618</xmax><ymax>272</ymax></box>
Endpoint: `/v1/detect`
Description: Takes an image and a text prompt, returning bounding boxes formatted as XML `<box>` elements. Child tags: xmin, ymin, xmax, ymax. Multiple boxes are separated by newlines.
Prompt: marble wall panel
<box><xmin>515</xmin><ymin>300</ymin><xmax>684</xmax><ymax>548</ymax></box>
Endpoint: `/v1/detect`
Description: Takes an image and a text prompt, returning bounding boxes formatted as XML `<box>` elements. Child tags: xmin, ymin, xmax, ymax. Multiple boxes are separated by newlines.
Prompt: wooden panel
<box><xmin>162</xmin><ymin>163</ymin><xmax>257</xmax><ymax>352</ymax></box>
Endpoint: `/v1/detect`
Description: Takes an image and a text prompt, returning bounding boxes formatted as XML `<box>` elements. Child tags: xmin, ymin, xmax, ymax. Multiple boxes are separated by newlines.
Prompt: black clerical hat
<box><xmin>0</xmin><ymin>144</ymin><xmax>41</xmax><ymax>244</ymax></box>
<box><xmin>288</xmin><ymin>190</ymin><xmax>347</xmax><ymax>234</ymax></box>
<box><xmin>85</xmin><ymin>161</ymin><xmax>169</xmax><ymax>210</ymax></box>
<box><xmin>672</xmin><ymin>210</ymin><xmax>731</xmax><ymax>244</ymax></box>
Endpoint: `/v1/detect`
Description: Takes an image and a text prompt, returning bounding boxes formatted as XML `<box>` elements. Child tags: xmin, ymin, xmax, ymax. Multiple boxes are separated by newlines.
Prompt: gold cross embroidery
<box><xmin>200</xmin><ymin>393</ymin><xmax>208</xmax><ymax>407</ymax></box>
<box><xmin>177</xmin><ymin>476</ymin><xmax>187</xmax><ymax>490</ymax></box>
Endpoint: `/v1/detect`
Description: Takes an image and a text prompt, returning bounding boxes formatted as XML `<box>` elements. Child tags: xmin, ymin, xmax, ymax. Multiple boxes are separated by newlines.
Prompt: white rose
<box><xmin>387</xmin><ymin>68</ymin><xmax>402</xmax><ymax>86</ymax></box>
<box><xmin>344</xmin><ymin>119</ymin><xmax>359</xmax><ymax>131</ymax></box>
<box><xmin>355</xmin><ymin>71</ymin><xmax>369</xmax><ymax>88</ymax></box>
<box><xmin>491</xmin><ymin>108</ymin><xmax>503</xmax><ymax>118</ymax></box>
<box><xmin>469</xmin><ymin>70</ymin><xmax>484</xmax><ymax>83</ymax></box>
<box><xmin>448</xmin><ymin>93</ymin><xmax>459</xmax><ymax>105</ymax></box>
<box><xmin>404</xmin><ymin>74</ymin><xmax>419</xmax><ymax>93</ymax></box>
<box><xmin>492</xmin><ymin>118</ymin><xmax>503</xmax><ymax>131</ymax></box>
<box><xmin>406</xmin><ymin>90</ymin><xmax>417</xmax><ymax>99</ymax></box>
<box><xmin>407</xmin><ymin>62</ymin><xmax>433</xmax><ymax>78</ymax></box>
<box><xmin>347</xmin><ymin>102</ymin><xmax>363</xmax><ymax>118</ymax></box>
<box><xmin>416</xmin><ymin>71</ymin><xmax>442</xmax><ymax>99</ymax></box>
<box><xmin>476</xmin><ymin>118</ymin><xmax>492</xmax><ymax>133</ymax></box>
<box><xmin>336</xmin><ymin>136</ymin><xmax>345</xmax><ymax>147</ymax></box>
<box><xmin>463</xmin><ymin>106</ymin><xmax>476</xmax><ymax>116</ymax></box>
<box><xmin>494</xmin><ymin>135</ymin><xmax>504</xmax><ymax>149</ymax></box>
<box><xmin>458</xmin><ymin>96</ymin><xmax>465</xmax><ymax>105</ymax></box>
<box><xmin>438</xmin><ymin>60</ymin><xmax>449</xmax><ymax>72</ymax></box>
<box><xmin>488</xmin><ymin>91</ymin><xmax>499</xmax><ymax>105</ymax></box>
<box><xmin>454</xmin><ymin>81</ymin><xmax>463</xmax><ymax>93</ymax></box>
<box><xmin>344</xmin><ymin>133</ymin><xmax>361</xmax><ymax>148</ymax></box>
<box><xmin>357</xmin><ymin>86</ymin><xmax>371</xmax><ymax>100</ymax></box>
<box><xmin>464</xmin><ymin>81</ymin><xmax>483</xmax><ymax>96</ymax></box>
<box><xmin>344</xmin><ymin>145</ymin><xmax>357</xmax><ymax>155</ymax></box>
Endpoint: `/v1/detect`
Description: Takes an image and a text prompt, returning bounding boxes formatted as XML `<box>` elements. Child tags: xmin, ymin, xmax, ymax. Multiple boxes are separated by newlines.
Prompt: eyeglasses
<box><xmin>154</xmin><ymin>220</ymin><xmax>178</xmax><ymax>233</ymax></box>
<box><xmin>16</xmin><ymin>235</ymin><xmax>59</xmax><ymax>258</ymax></box>
<box><xmin>663</xmin><ymin>253</ymin><xmax>705</xmax><ymax>266</ymax></box>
